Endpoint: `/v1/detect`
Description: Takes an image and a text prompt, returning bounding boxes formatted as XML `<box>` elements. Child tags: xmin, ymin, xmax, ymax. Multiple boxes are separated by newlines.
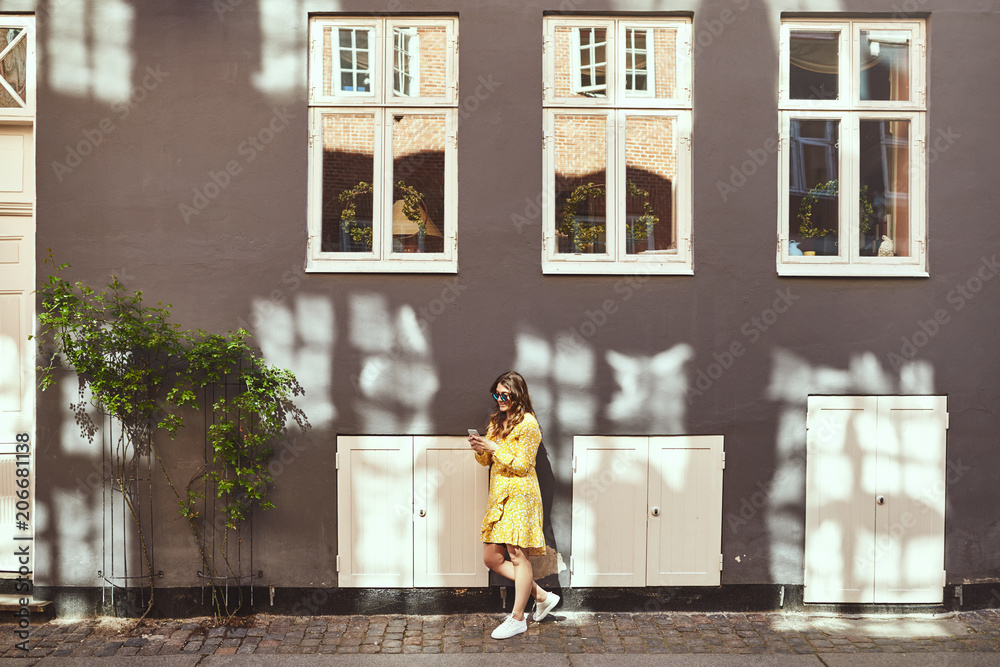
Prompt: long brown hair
<box><xmin>487</xmin><ymin>371</ymin><xmax>535</xmax><ymax>439</ymax></box>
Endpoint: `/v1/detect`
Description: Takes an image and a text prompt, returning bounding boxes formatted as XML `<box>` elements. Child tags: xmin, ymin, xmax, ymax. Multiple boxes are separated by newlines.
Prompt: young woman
<box><xmin>469</xmin><ymin>371</ymin><xmax>559</xmax><ymax>639</ymax></box>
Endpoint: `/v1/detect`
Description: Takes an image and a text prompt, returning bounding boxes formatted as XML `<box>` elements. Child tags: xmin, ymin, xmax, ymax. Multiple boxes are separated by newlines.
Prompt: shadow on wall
<box><xmin>513</xmin><ymin>329</ymin><xmax>694</xmax><ymax>585</ymax></box>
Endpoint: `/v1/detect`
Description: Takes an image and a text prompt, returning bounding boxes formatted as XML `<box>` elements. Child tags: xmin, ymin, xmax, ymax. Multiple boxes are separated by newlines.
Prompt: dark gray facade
<box><xmin>21</xmin><ymin>0</ymin><xmax>1000</xmax><ymax>615</ymax></box>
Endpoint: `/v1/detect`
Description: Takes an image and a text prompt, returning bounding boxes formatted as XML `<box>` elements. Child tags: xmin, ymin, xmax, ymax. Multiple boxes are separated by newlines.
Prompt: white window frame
<box><xmin>0</xmin><ymin>17</ymin><xmax>35</xmax><ymax>118</ymax></box>
<box><xmin>543</xmin><ymin>17</ymin><xmax>692</xmax><ymax>275</ymax></box>
<box><xmin>571</xmin><ymin>26</ymin><xmax>610</xmax><ymax>97</ymax></box>
<box><xmin>778</xmin><ymin>19</ymin><xmax>927</xmax><ymax>277</ymax></box>
<box><xmin>392</xmin><ymin>27</ymin><xmax>420</xmax><ymax>98</ymax></box>
<box><xmin>308</xmin><ymin>17</ymin><xmax>458</xmax><ymax>273</ymax></box>
<box><xmin>623</xmin><ymin>28</ymin><xmax>655</xmax><ymax>99</ymax></box>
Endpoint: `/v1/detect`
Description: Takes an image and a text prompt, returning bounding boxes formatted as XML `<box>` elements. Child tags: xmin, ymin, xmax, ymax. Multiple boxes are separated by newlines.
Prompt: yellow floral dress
<box><xmin>475</xmin><ymin>413</ymin><xmax>546</xmax><ymax>555</ymax></box>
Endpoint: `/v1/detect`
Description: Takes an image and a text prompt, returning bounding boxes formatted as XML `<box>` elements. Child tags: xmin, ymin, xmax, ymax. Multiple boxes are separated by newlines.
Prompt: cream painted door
<box><xmin>804</xmin><ymin>396</ymin><xmax>878</xmax><ymax>603</ymax></box>
<box><xmin>413</xmin><ymin>436</ymin><xmax>488</xmax><ymax>587</ymax></box>
<box><xmin>0</xmin><ymin>123</ymin><xmax>34</xmax><ymax>574</ymax></box>
<box><xmin>336</xmin><ymin>436</ymin><xmax>414</xmax><ymax>587</ymax></box>
<box><xmin>570</xmin><ymin>436</ymin><xmax>648</xmax><ymax>586</ymax></box>
<box><xmin>571</xmin><ymin>435</ymin><xmax>724</xmax><ymax>587</ymax></box>
<box><xmin>874</xmin><ymin>396</ymin><xmax>948</xmax><ymax>603</ymax></box>
<box><xmin>646</xmin><ymin>435</ymin><xmax>724</xmax><ymax>586</ymax></box>
<box><xmin>804</xmin><ymin>395</ymin><xmax>947</xmax><ymax>604</ymax></box>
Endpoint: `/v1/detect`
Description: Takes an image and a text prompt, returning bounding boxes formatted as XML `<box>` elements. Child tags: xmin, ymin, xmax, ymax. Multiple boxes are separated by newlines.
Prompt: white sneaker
<box><xmin>532</xmin><ymin>592</ymin><xmax>560</xmax><ymax>621</ymax></box>
<box><xmin>491</xmin><ymin>614</ymin><xmax>527</xmax><ymax>639</ymax></box>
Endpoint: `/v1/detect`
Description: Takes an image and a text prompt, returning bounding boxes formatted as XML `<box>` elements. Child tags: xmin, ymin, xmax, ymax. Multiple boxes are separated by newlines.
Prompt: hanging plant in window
<box><xmin>559</xmin><ymin>182</ymin><xmax>605</xmax><ymax>252</ymax></box>
<box><xmin>338</xmin><ymin>181</ymin><xmax>374</xmax><ymax>249</ymax></box>
<box><xmin>625</xmin><ymin>179</ymin><xmax>660</xmax><ymax>241</ymax></box>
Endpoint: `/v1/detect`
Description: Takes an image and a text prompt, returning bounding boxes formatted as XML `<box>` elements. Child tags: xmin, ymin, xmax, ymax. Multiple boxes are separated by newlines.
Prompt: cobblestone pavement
<box><xmin>2</xmin><ymin>610</ymin><xmax>999</xmax><ymax>659</ymax></box>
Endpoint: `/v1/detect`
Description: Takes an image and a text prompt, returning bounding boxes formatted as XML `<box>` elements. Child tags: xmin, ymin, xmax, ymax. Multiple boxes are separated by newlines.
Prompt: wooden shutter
<box><xmin>0</xmin><ymin>123</ymin><xmax>34</xmax><ymax>573</ymax></box>
<box><xmin>413</xmin><ymin>436</ymin><xmax>488</xmax><ymax>586</ymax></box>
<box><xmin>805</xmin><ymin>395</ymin><xmax>947</xmax><ymax>604</ymax></box>
<box><xmin>804</xmin><ymin>396</ymin><xmax>878</xmax><ymax>603</ymax></box>
<box><xmin>874</xmin><ymin>395</ymin><xmax>947</xmax><ymax>603</ymax></box>
<box><xmin>336</xmin><ymin>436</ymin><xmax>413</xmax><ymax>587</ymax></box>
<box><xmin>570</xmin><ymin>436</ymin><xmax>647</xmax><ymax>586</ymax></box>
<box><xmin>646</xmin><ymin>435</ymin><xmax>723</xmax><ymax>586</ymax></box>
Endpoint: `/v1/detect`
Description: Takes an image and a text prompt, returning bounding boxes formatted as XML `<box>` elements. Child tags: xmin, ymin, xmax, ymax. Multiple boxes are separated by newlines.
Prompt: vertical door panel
<box><xmin>0</xmin><ymin>122</ymin><xmax>33</xmax><ymax>573</ymax></box>
<box><xmin>804</xmin><ymin>396</ymin><xmax>878</xmax><ymax>603</ymax></box>
<box><xmin>570</xmin><ymin>436</ymin><xmax>647</xmax><ymax>586</ymax></box>
<box><xmin>646</xmin><ymin>435</ymin><xmax>723</xmax><ymax>585</ymax></box>
<box><xmin>337</xmin><ymin>436</ymin><xmax>413</xmax><ymax>587</ymax></box>
<box><xmin>413</xmin><ymin>436</ymin><xmax>488</xmax><ymax>586</ymax></box>
<box><xmin>874</xmin><ymin>395</ymin><xmax>947</xmax><ymax>603</ymax></box>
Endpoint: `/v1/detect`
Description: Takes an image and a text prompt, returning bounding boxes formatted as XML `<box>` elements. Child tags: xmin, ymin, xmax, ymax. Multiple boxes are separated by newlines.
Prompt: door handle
<box><xmin>876</xmin><ymin>495</ymin><xmax>885</xmax><ymax>505</ymax></box>
<box><xmin>418</xmin><ymin>509</ymin><xmax>426</xmax><ymax>517</ymax></box>
<box><xmin>651</xmin><ymin>507</ymin><xmax>660</xmax><ymax>517</ymax></box>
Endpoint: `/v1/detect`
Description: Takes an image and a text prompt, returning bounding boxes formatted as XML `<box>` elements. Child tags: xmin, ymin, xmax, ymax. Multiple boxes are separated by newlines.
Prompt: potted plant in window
<box><xmin>338</xmin><ymin>181</ymin><xmax>374</xmax><ymax>252</ymax></box>
<box><xmin>798</xmin><ymin>179</ymin><xmax>837</xmax><ymax>255</ymax></box>
<box><xmin>798</xmin><ymin>180</ymin><xmax>879</xmax><ymax>256</ymax></box>
<box><xmin>625</xmin><ymin>180</ymin><xmax>660</xmax><ymax>253</ymax></box>
<box><xmin>394</xmin><ymin>180</ymin><xmax>434</xmax><ymax>253</ymax></box>
<box><xmin>559</xmin><ymin>182</ymin><xmax>605</xmax><ymax>252</ymax></box>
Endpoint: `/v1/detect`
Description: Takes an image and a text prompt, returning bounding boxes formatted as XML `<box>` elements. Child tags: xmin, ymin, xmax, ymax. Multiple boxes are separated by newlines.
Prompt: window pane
<box><xmin>860</xmin><ymin>30</ymin><xmax>910</xmax><ymax>101</ymax></box>
<box><xmin>391</xmin><ymin>115</ymin><xmax>446</xmax><ymax>254</ymax></box>
<box><xmin>321</xmin><ymin>114</ymin><xmax>375</xmax><ymax>253</ymax></box>
<box><xmin>860</xmin><ymin>120</ymin><xmax>910</xmax><ymax>257</ymax></box>
<box><xmin>789</xmin><ymin>119</ymin><xmax>839</xmax><ymax>256</ymax></box>
<box><xmin>324</xmin><ymin>27</ymin><xmax>372</xmax><ymax>95</ymax></box>
<box><xmin>625</xmin><ymin>116</ymin><xmax>676</xmax><ymax>255</ymax></box>
<box><xmin>625</xmin><ymin>27</ymin><xmax>676</xmax><ymax>99</ymax></box>
<box><xmin>553</xmin><ymin>27</ymin><xmax>608</xmax><ymax>99</ymax></box>
<box><xmin>789</xmin><ymin>31</ymin><xmax>839</xmax><ymax>100</ymax></box>
<box><xmin>554</xmin><ymin>115</ymin><xmax>607</xmax><ymax>254</ymax></box>
<box><xmin>388</xmin><ymin>25</ymin><xmax>449</xmax><ymax>99</ymax></box>
<box><xmin>0</xmin><ymin>28</ymin><xmax>26</xmax><ymax>107</ymax></box>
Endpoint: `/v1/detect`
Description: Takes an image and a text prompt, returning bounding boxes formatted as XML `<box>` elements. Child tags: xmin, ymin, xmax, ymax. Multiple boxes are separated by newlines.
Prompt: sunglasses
<box><xmin>491</xmin><ymin>392</ymin><xmax>511</xmax><ymax>402</ymax></box>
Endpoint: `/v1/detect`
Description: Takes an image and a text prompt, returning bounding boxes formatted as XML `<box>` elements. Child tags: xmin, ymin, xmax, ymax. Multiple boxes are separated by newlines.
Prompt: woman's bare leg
<box><xmin>482</xmin><ymin>543</ymin><xmax>548</xmax><ymax>618</ymax></box>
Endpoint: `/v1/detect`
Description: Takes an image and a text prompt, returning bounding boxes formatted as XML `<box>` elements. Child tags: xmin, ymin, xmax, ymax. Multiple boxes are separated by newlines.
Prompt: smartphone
<box><xmin>467</xmin><ymin>429</ymin><xmax>480</xmax><ymax>437</ymax></box>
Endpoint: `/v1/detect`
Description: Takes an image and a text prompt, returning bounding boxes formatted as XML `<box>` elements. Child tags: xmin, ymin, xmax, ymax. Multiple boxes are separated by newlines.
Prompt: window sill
<box><xmin>777</xmin><ymin>263</ymin><xmax>928</xmax><ymax>278</ymax></box>
<box><xmin>306</xmin><ymin>257</ymin><xmax>458</xmax><ymax>274</ymax></box>
<box><xmin>542</xmin><ymin>260</ymin><xmax>693</xmax><ymax>276</ymax></box>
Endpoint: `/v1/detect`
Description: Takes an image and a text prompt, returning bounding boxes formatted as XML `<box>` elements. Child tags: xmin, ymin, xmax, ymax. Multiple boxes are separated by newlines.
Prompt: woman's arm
<box><xmin>492</xmin><ymin>415</ymin><xmax>541</xmax><ymax>476</ymax></box>
<box><xmin>474</xmin><ymin>449</ymin><xmax>492</xmax><ymax>466</ymax></box>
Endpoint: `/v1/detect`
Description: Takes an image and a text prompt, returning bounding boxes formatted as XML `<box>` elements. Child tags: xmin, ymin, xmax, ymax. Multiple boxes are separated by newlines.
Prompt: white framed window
<box><xmin>0</xmin><ymin>17</ymin><xmax>35</xmax><ymax>118</ymax></box>
<box><xmin>778</xmin><ymin>19</ymin><xmax>927</xmax><ymax>277</ymax></box>
<box><xmin>308</xmin><ymin>17</ymin><xmax>458</xmax><ymax>273</ymax></box>
<box><xmin>543</xmin><ymin>17</ymin><xmax>692</xmax><ymax>275</ymax></box>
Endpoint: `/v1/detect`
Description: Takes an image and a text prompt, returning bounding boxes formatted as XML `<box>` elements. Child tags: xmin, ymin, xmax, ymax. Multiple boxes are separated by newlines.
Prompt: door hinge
<box><xmin>942</xmin><ymin>570</ymin><xmax>947</xmax><ymax>587</ymax></box>
<box><xmin>335</xmin><ymin>452</ymin><xmax>339</xmax><ymax>470</ymax></box>
<box><xmin>719</xmin><ymin>554</ymin><xmax>724</xmax><ymax>571</ymax></box>
<box><xmin>721</xmin><ymin>452</ymin><xmax>726</xmax><ymax>470</ymax></box>
<box><xmin>570</xmin><ymin>555</ymin><xmax>575</xmax><ymax>575</ymax></box>
<box><xmin>336</xmin><ymin>555</ymin><xmax>341</xmax><ymax>573</ymax></box>
<box><xmin>573</xmin><ymin>455</ymin><xmax>578</xmax><ymax>473</ymax></box>
<box><xmin>945</xmin><ymin>413</ymin><xmax>950</xmax><ymax>429</ymax></box>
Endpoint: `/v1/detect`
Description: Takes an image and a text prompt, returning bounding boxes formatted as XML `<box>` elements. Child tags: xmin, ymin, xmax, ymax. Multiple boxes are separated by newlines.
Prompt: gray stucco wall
<box><xmin>22</xmin><ymin>0</ymin><xmax>1000</xmax><ymax>601</ymax></box>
